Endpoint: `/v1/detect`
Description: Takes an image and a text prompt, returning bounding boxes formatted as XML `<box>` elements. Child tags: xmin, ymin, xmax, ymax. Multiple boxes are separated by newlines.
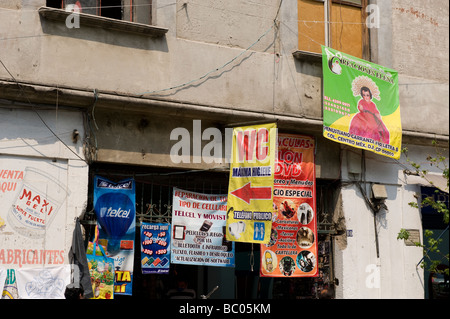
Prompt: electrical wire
<box><xmin>0</xmin><ymin>58</ymin><xmax>89</xmax><ymax>164</ymax></box>
<box><xmin>138</xmin><ymin>23</ymin><xmax>276</xmax><ymax>96</ymax></box>
<box><xmin>138</xmin><ymin>0</ymin><xmax>283</xmax><ymax>96</ymax></box>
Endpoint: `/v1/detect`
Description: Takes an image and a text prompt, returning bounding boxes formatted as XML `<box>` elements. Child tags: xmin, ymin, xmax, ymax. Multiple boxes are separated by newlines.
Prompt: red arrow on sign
<box><xmin>230</xmin><ymin>182</ymin><xmax>272</xmax><ymax>204</ymax></box>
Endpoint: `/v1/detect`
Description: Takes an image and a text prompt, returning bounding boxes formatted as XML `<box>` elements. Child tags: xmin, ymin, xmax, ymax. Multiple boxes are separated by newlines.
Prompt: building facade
<box><xmin>0</xmin><ymin>0</ymin><xmax>448</xmax><ymax>299</ymax></box>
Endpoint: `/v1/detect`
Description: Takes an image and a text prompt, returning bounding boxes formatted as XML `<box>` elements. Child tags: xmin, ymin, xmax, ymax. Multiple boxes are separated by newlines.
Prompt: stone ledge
<box><xmin>38</xmin><ymin>6</ymin><xmax>168</xmax><ymax>38</ymax></box>
<box><xmin>292</xmin><ymin>50</ymin><xmax>322</xmax><ymax>64</ymax></box>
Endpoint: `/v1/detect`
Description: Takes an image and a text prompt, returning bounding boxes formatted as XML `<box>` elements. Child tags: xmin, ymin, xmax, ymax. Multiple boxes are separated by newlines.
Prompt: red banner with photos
<box><xmin>260</xmin><ymin>134</ymin><xmax>318</xmax><ymax>277</ymax></box>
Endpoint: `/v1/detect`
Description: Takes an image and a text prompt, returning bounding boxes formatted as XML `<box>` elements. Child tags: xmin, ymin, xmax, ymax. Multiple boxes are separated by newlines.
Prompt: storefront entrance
<box><xmin>81</xmin><ymin>164</ymin><xmax>340</xmax><ymax>299</ymax></box>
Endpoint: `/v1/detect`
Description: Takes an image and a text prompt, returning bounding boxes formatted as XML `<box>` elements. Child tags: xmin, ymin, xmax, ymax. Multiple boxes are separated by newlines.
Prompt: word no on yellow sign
<box><xmin>226</xmin><ymin>123</ymin><xmax>277</xmax><ymax>244</ymax></box>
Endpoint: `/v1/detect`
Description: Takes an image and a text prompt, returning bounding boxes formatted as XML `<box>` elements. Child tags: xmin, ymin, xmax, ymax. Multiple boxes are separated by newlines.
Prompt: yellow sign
<box><xmin>226</xmin><ymin>123</ymin><xmax>277</xmax><ymax>243</ymax></box>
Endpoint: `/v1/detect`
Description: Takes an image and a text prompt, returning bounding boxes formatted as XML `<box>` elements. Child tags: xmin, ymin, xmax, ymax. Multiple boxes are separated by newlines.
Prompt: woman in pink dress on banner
<box><xmin>349</xmin><ymin>76</ymin><xmax>390</xmax><ymax>144</ymax></box>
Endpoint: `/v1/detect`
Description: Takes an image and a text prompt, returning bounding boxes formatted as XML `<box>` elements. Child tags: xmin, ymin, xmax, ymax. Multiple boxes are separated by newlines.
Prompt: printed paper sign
<box><xmin>226</xmin><ymin>123</ymin><xmax>277</xmax><ymax>244</ymax></box>
<box><xmin>260</xmin><ymin>134</ymin><xmax>318</xmax><ymax>277</ymax></box>
<box><xmin>94</xmin><ymin>176</ymin><xmax>136</xmax><ymax>296</ymax></box>
<box><xmin>171</xmin><ymin>188</ymin><xmax>234</xmax><ymax>267</ymax></box>
<box><xmin>322</xmin><ymin>46</ymin><xmax>401</xmax><ymax>159</ymax></box>
<box><xmin>140</xmin><ymin>223</ymin><xmax>171</xmax><ymax>274</ymax></box>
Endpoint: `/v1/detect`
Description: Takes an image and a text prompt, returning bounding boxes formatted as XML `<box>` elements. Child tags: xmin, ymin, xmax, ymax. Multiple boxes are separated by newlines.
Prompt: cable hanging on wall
<box><xmin>138</xmin><ymin>23</ymin><xmax>276</xmax><ymax>96</ymax></box>
<box><xmin>0</xmin><ymin>57</ymin><xmax>89</xmax><ymax>164</ymax></box>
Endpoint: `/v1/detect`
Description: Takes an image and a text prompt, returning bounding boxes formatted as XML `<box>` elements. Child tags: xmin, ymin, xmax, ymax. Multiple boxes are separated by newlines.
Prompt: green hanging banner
<box><xmin>322</xmin><ymin>46</ymin><xmax>402</xmax><ymax>159</ymax></box>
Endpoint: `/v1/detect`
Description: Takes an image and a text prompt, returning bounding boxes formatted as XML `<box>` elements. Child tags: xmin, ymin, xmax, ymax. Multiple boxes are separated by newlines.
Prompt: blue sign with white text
<box><xmin>140</xmin><ymin>223</ymin><xmax>171</xmax><ymax>274</ymax></box>
<box><xmin>94</xmin><ymin>176</ymin><xmax>136</xmax><ymax>296</ymax></box>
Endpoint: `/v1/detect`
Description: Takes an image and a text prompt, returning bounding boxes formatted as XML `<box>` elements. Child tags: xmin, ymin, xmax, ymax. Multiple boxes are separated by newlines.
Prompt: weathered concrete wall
<box><xmin>1</xmin><ymin>0</ymin><xmax>448</xmax><ymax>299</ymax></box>
<box><xmin>1</xmin><ymin>0</ymin><xmax>447</xmax><ymax>137</ymax></box>
<box><xmin>93</xmin><ymin>109</ymin><xmax>341</xmax><ymax>179</ymax></box>
<box><xmin>0</xmin><ymin>106</ymin><xmax>88</xmax><ymax>269</ymax></box>
<box><xmin>334</xmin><ymin>144</ymin><xmax>448</xmax><ymax>299</ymax></box>
<box><xmin>392</xmin><ymin>0</ymin><xmax>449</xmax><ymax>82</ymax></box>
<box><xmin>176</xmin><ymin>0</ymin><xmax>278</xmax><ymax>53</ymax></box>
<box><xmin>394</xmin><ymin>0</ymin><xmax>449</xmax><ymax>136</ymax></box>
<box><xmin>372</xmin><ymin>0</ymin><xmax>449</xmax><ymax>136</ymax></box>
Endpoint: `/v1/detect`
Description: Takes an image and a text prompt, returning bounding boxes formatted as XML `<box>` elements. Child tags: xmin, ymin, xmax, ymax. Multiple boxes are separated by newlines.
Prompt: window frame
<box><xmin>45</xmin><ymin>0</ymin><xmax>154</xmax><ymax>25</ymax></box>
<box><xmin>294</xmin><ymin>0</ymin><xmax>370</xmax><ymax>62</ymax></box>
<box><xmin>38</xmin><ymin>0</ymin><xmax>169</xmax><ymax>38</ymax></box>
<box><xmin>40</xmin><ymin>1</ymin><xmax>167</xmax><ymax>38</ymax></box>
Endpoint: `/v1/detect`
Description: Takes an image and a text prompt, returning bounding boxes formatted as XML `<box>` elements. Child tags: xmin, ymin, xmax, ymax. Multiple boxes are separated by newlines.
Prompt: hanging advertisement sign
<box><xmin>86</xmin><ymin>239</ymin><xmax>115</xmax><ymax>299</ymax></box>
<box><xmin>322</xmin><ymin>46</ymin><xmax>401</xmax><ymax>159</ymax></box>
<box><xmin>260</xmin><ymin>134</ymin><xmax>318</xmax><ymax>277</ymax></box>
<box><xmin>94</xmin><ymin>176</ymin><xmax>136</xmax><ymax>296</ymax></box>
<box><xmin>7</xmin><ymin>167</ymin><xmax>69</xmax><ymax>239</ymax></box>
<box><xmin>226</xmin><ymin>123</ymin><xmax>277</xmax><ymax>244</ymax></box>
<box><xmin>1</xmin><ymin>157</ymin><xmax>70</xmax><ymax>269</ymax></box>
<box><xmin>171</xmin><ymin>188</ymin><xmax>234</xmax><ymax>267</ymax></box>
<box><xmin>140</xmin><ymin>223</ymin><xmax>171</xmax><ymax>274</ymax></box>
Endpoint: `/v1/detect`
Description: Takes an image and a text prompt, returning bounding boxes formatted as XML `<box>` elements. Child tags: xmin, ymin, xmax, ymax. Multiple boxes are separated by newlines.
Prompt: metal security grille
<box><xmin>316</xmin><ymin>179</ymin><xmax>342</xmax><ymax>235</ymax></box>
<box><xmin>82</xmin><ymin>164</ymin><xmax>340</xmax><ymax>232</ymax></box>
<box><xmin>81</xmin><ymin>164</ymin><xmax>341</xmax><ymax>299</ymax></box>
<box><xmin>133</xmin><ymin>170</ymin><xmax>230</xmax><ymax>225</ymax></box>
